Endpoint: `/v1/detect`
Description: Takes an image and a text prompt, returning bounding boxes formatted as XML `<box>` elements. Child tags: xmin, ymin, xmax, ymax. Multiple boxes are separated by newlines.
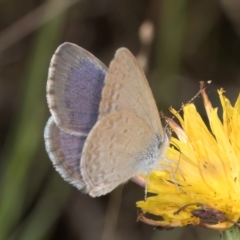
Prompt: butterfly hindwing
<box><xmin>81</xmin><ymin>110</ymin><xmax>160</xmax><ymax>197</ymax></box>
<box><xmin>44</xmin><ymin>117</ymin><xmax>87</xmax><ymax>190</ymax></box>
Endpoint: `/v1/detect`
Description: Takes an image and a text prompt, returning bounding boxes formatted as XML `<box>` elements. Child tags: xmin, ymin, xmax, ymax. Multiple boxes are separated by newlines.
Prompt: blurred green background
<box><xmin>0</xmin><ymin>0</ymin><xmax>239</xmax><ymax>239</ymax></box>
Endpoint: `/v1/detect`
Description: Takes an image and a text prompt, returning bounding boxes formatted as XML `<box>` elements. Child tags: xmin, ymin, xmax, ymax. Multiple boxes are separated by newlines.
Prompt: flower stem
<box><xmin>221</xmin><ymin>227</ymin><xmax>240</xmax><ymax>240</ymax></box>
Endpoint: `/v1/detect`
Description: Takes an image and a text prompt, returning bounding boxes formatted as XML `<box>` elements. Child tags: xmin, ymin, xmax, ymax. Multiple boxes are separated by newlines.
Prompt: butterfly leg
<box><xmin>158</xmin><ymin>158</ymin><xmax>185</xmax><ymax>192</ymax></box>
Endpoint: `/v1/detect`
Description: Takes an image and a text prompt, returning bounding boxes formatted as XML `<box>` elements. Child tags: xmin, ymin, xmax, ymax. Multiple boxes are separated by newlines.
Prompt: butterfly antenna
<box><xmin>163</xmin><ymin>80</ymin><xmax>212</xmax><ymax>132</ymax></box>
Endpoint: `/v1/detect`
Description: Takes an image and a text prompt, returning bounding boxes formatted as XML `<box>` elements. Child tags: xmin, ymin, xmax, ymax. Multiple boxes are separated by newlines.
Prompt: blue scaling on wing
<box><xmin>44</xmin><ymin>117</ymin><xmax>87</xmax><ymax>190</ymax></box>
<box><xmin>47</xmin><ymin>43</ymin><xmax>107</xmax><ymax>135</ymax></box>
<box><xmin>63</xmin><ymin>59</ymin><xmax>107</xmax><ymax>134</ymax></box>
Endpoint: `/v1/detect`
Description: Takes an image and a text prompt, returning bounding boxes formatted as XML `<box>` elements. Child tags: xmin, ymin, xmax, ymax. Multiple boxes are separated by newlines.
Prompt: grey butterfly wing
<box><xmin>45</xmin><ymin>43</ymin><xmax>108</xmax><ymax>189</ymax></box>
<box><xmin>80</xmin><ymin>48</ymin><xmax>169</xmax><ymax>197</ymax></box>
<box><xmin>47</xmin><ymin>42</ymin><xmax>107</xmax><ymax>135</ymax></box>
<box><xmin>81</xmin><ymin>110</ymin><xmax>161</xmax><ymax>197</ymax></box>
<box><xmin>98</xmin><ymin>48</ymin><xmax>163</xmax><ymax>136</ymax></box>
<box><xmin>44</xmin><ymin>117</ymin><xmax>87</xmax><ymax>189</ymax></box>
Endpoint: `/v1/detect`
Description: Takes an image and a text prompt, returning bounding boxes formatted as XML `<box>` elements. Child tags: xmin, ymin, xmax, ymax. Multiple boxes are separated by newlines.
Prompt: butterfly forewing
<box><xmin>47</xmin><ymin>43</ymin><xmax>107</xmax><ymax>135</ymax></box>
<box><xmin>98</xmin><ymin>48</ymin><xmax>163</xmax><ymax>136</ymax></box>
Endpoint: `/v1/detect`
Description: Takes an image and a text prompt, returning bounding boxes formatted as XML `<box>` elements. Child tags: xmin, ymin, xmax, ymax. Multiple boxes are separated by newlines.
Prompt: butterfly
<box><xmin>44</xmin><ymin>43</ymin><xmax>169</xmax><ymax>197</ymax></box>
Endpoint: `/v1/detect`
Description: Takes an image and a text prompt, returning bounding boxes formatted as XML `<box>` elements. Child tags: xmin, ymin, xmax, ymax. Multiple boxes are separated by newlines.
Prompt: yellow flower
<box><xmin>137</xmin><ymin>84</ymin><xmax>240</xmax><ymax>230</ymax></box>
